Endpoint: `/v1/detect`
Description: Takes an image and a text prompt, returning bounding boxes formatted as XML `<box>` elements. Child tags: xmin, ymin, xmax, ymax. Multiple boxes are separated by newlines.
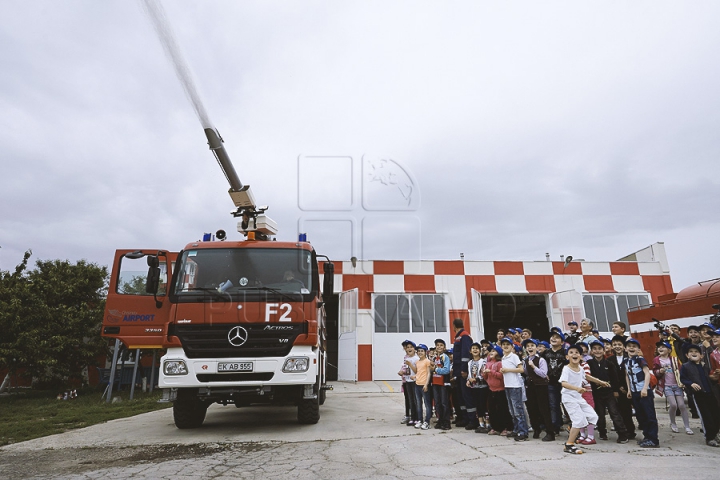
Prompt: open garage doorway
<box><xmin>480</xmin><ymin>294</ymin><xmax>550</xmax><ymax>342</ymax></box>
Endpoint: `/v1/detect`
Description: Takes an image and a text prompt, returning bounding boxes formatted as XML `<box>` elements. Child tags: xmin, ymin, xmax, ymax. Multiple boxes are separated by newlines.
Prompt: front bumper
<box><xmin>158</xmin><ymin>345</ymin><xmax>318</xmax><ymax>388</ymax></box>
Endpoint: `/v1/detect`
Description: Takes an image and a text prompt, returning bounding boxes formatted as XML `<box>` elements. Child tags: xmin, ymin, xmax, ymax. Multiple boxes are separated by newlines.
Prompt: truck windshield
<box><xmin>172</xmin><ymin>248</ymin><xmax>314</xmax><ymax>299</ymax></box>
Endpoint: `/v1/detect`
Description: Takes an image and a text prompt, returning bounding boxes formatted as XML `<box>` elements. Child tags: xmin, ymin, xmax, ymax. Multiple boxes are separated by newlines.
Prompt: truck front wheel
<box><xmin>173</xmin><ymin>390</ymin><xmax>208</xmax><ymax>429</ymax></box>
<box><xmin>297</xmin><ymin>396</ymin><xmax>320</xmax><ymax>424</ymax></box>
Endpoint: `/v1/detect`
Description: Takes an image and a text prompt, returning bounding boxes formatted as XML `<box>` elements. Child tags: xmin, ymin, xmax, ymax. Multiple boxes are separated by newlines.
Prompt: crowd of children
<box><xmin>398</xmin><ymin>318</ymin><xmax>720</xmax><ymax>455</ymax></box>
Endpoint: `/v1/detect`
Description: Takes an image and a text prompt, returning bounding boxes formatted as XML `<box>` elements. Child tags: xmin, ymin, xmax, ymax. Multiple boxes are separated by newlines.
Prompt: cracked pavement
<box><xmin>2</xmin><ymin>382</ymin><xmax>719</xmax><ymax>479</ymax></box>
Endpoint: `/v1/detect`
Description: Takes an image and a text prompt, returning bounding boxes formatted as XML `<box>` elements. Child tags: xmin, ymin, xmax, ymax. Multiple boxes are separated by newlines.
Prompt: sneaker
<box><xmin>686</xmin><ymin>428</ymin><xmax>694</xmax><ymax>435</ymax></box>
<box><xmin>670</xmin><ymin>424</ymin><xmax>678</xmax><ymax>433</ymax></box>
<box><xmin>414</xmin><ymin>421</ymin><xmax>422</xmax><ymax>429</ymax></box>
<box><xmin>639</xmin><ymin>440</ymin><xmax>659</xmax><ymax>448</ymax></box>
<box><xmin>706</xmin><ymin>439</ymin><xmax>720</xmax><ymax>447</ymax></box>
<box><xmin>407</xmin><ymin>421</ymin><xmax>416</xmax><ymax>427</ymax></box>
<box><xmin>579</xmin><ymin>438</ymin><xmax>596</xmax><ymax>445</ymax></box>
<box><xmin>487</xmin><ymin>429</ymin><xmax>500</xmax><ymax>435</ymax></box>
<box><xmin>617</xmin><ymin>436</ymin><xmax>629</xmax><ymax>444</ymax></box>
<box><xmin>420</xmin><ymin>422</ymin><xmax>430</xmax><ymax>430</ymax></box>
<box><xmin>563</xmin><ymin>443</ymin><xmax>583</xmax><ymax>455</ymax></box>
<box><xmin>401</xmin><ymin>416</ymin><xmax>410</xmax><ymax>424</ymax></box>
<box><xmin>627</xmin><ymin>432</ymin><xmax>637</xmax><ymax>440</ymax></box>
<box><xmin>434</xmin><ymin>422</ymin><xmax>443</xmax><ymax>429</ymax></box>
<box><xmin>532</xmin><ymin>431</ymin><xmax>541</xmax><ymax>439</ymax></box>
<box><xmin>475</xmin><ymin>426</ymin><xmax>489</xmax><ymax>434</ymax></box>
<box><xmin>542</xmin><ymin>433</ymin><xmax>555</xmax><ymax>442</ymax></box>
<box><xmin>439</xmin><ymin>423</ymin><xmax>452</xmax><ymax>431</ymax></box>
<box><xmin>514</xmin><ymin>434</ymin><xmax>529</xmax><ymax>442</ymax></box>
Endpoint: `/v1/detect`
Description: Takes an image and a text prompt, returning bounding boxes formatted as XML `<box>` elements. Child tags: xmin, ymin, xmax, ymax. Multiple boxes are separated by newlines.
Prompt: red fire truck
<box><xmin>102</xmin><ymin>128</ymin><xmax>334</xmax><ymax>428</ymax></box>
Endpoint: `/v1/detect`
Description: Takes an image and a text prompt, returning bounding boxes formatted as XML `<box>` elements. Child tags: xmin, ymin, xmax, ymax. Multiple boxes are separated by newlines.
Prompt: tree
<box><xmin>0</xmin><ymin>251</ymin><xmax>108</xmax><ymax>388</ymax></box>
<box><xmin>119</xmin><ymin>275</ymin><xmax>148</xmax><ymax>295</ymax></box>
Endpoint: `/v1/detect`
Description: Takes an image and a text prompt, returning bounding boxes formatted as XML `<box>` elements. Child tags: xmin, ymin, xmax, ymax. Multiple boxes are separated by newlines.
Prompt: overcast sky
<box><xmin>1</xmin><ymin>0</ymin><xmax>719</xmax><ymax>292</ymax></box>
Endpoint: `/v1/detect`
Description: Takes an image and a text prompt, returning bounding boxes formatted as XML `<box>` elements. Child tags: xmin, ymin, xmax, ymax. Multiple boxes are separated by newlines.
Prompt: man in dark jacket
<box><xmin>452</xmin><ymin>318</ymin><xmax>475</xmax><ymax>428</ymax></box>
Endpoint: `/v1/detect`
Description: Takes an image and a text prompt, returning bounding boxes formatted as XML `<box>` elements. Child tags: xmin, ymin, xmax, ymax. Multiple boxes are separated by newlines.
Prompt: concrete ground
<box><xmin>1</xmin><ymin>381</ymin><xmax>719</xmax><ymax>479</ymax></box>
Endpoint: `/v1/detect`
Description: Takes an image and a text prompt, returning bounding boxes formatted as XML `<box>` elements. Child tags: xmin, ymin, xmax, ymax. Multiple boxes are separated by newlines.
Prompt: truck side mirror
<box><xmin>322</xmin><ymin>262</ymin><xmax>334</xmax><ymax>301</ymax></box>
<box><xmin>145</xmin><ymin>255</ymin><xmax>161</xmax><ymax>294</ymax></box>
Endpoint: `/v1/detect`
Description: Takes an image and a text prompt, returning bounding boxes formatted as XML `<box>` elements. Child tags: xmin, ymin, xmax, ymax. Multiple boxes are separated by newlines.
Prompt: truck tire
<box><xmin>173</xmin><ymin>392</ymin><xmax>207</xmax><ymax>429</ymax></box>
<box><xmin>319</xmin><ymin>387</ymin><xmax>327</xmax><ymax>406</ymax></box>
<box><xmin>297</xmin><ymin>396</ymin><xmax>320</xmax><ymax>424</ymax></box>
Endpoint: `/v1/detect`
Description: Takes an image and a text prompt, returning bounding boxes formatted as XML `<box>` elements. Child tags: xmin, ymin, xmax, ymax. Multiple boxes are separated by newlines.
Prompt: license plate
<box><xmin>217</xmin><ymin>362</ymin><xmax>253</xmax><ymax>372</ymax></box>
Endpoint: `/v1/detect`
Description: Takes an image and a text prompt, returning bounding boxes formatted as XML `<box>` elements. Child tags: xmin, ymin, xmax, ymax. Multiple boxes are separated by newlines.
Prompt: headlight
<box><xmin>163</xmin><ymin>360</ymin><xmax>188</xmax><ymax>375</ymax></box>
<box><xmin>282</xmin><ymin>357</ymin><xmax>309</xmax><ymax>372</ymax></box>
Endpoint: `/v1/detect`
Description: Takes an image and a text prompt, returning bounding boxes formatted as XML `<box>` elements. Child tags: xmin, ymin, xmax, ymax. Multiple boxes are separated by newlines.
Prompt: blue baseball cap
<box><xmin>550</xmin><ymin>330</ymin><xmax>566</xmax><ymax>342</ymax></box>
<box><xmin>576</xmin><ymin>341</ymin><xmax>589</xmax><ymax>351</ymax></box>
<box><xmin>656</xmin><ymin>341</ymin><xmax>671</xmax><ymax>350</ymax></box>
<box><xmin>522</xmin><ymin>338</ymin><xmax>538</xmax><ymax>347</ymax></box>
<box><xmin>514</xmin><ymin>344</ymin><xmax>522</xmax><ymax>353</ymax></box>
<box><xmin>589</xmin><ymin>340</ymin><xmax>604</xmax><ymax>349</ymax></box>
<box><xmin>624</xmin><ymin>337</ymin><xmax>641</xmax><ymax>347</ymax></box>
<box><xmin>491</xmin><ymin>345</ymin><xmax>503</xmax><ymax>357</ymax></box>
<box><xmin>402</xmin><ymin>340</ymin><xmax>416</xmax><ymax>348</ymax></box>
<box><xmin>539</xmin><ymin>341</ymin><xmax>551</xmax><ymax>349</ymax></box>
<box><xmin>499</xmin><ymin>337</ymin><xmax>514</xmax><ymax>344</ymax></box>
<box><xmin>416</xmin><ymin>343</ymin><xmax>428</xmax><ymax>352</ymax></box>
<box><xmin>508</xmin><ymin>328</ymin><xmax>517</xmax><ymax>334</ymax></box>
<box><xmin>568</xmin><ymin>321</ymin><xmax>578</xmax><ymax>326</ymax></box>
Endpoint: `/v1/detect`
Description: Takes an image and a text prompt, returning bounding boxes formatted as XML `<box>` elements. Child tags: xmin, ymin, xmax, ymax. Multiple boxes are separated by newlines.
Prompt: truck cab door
<box><xmin>102</xmin><ymin>249</ymin><xmax>178</xmax><ymax>349</ymax></box>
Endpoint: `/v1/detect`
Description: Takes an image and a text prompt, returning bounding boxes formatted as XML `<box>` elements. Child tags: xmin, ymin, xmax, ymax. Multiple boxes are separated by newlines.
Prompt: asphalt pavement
<box><xmin>1</xmin><ymin>381</ymin><xmax>719</xmax><ymax>479</ymax></box>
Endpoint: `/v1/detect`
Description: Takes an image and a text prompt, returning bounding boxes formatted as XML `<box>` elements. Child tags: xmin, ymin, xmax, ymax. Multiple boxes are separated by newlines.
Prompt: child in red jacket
<box><xmin>482</xmin><ymin>345</ymin><xmax>514</xmax><ymax>435</ymax></box>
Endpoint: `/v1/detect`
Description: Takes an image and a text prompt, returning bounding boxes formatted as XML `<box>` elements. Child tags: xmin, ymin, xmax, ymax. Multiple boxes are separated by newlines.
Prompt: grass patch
<box><xmin>0</xmin><ymin>388</ymin><xmax>171</xmax><ymax>446</ymax></box>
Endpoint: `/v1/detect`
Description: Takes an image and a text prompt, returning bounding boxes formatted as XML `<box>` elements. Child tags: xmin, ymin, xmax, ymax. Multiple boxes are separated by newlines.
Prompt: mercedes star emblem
<box><xmin>228</xmin><ymin>326</ymin><xmax>249</xmax><ymax>347</ymax></box>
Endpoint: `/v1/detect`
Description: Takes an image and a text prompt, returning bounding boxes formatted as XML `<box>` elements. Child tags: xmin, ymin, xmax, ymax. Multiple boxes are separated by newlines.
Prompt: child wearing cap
<box><xmin>537</xmin><ymin>341</ymin><xmax>549</xmax><ymax>355</ymax></box>
<box><xmin>587</xmin><ymin>340</ymin><xmax>629</xmax><ymax>443</ymax></box>
<box><xmin>411</xmin><ymin>344</ymin><xmax>433</xmax><ymax>430</ymax></box>
<box><xmin>653</xmin><ymin>340</ymin><xmax>692</xmax><ymax>435</ymax></box>
<box><xmin>522</xmin><ymin>338</ymin><xmax>554</xmax><ymax>441</ymax></box>
<box><xmin>466</xmin><ymin>342</ymin><xmax>490</xmax><ymax>432</ymax></box>
<box><xmin>500</xmin><ymin>337</ymin><xmax>529</xmax><ymax>441</ymax></box>
<box><xmin>708</xmin><ymin>329</ymin><xmax>720</xmax><ymax>407</ymax></box>
<box><xmin>565</xmin><ymin>321</ymin><xmax>580</xmax><ymax>346</ymax></box>
<box><xmin>431</xmin><ymin>338</ymin><xmax>453</xmax><ymax>430</ymax></box>
<box><xmin>399</xmin><ymin>340</ymin><xmax>419</xmax><ymax>425</ymax></box>
<box><xmin>624</xmin><ymin>338</ymin><xmax>660</xmax><ymax>447</ymax></box>
<box><xmin>611</xmin><ymin>335</ymin><xmax>637</xmax><ymax>440</ymax></box>
<box><xmin>560</xmin><ymin>344</ymin><xmax>599</xmax><ymax>454</ymax></box>
<box><xmin>543</xmin><ymin>330</ymin><xmax>568</xmax><ymax>435</ymax></box>
<box><xmin>680</xmin><ymin>343</ymin><xmax>720</xmax><ymax>447</ymax></box>
<box><xmin>482</xmin><ymin>344</ymin><xmax>514</xmax><ymax>435</ymax></box>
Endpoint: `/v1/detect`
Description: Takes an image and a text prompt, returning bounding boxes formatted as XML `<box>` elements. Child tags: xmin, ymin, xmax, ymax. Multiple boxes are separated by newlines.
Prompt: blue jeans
<box><xmin>433</xmin><ymin>384</ymin><xmax>451</xmax><ymax>425</ymax></box>
<box><xmin>415</xmin><ymin>384</ymin><xmax>433</xmax><ymax>424</ymax></box>
<box><xmin>405</xmin><ymin>381</ymin><xmax>419</xmax><ymax>422</ymax></box>
<box><xmin>505</xmin><ymin>387</ymin><xmax>528</xmax><ymax>435</ymax></box>
<box><xmin>631</xmin><ymin>390</ymin><xmax>659</xmax><ymax>445</ymax></box>
<box><xmin>548</xmin><ymin>383</ymin><xmax>563</xmax><ymax>432</ymax></box>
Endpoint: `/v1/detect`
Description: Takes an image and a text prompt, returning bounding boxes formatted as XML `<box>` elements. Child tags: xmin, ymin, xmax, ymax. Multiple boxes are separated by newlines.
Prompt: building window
<box><xmin>582</xmin><ymin>294</ymin><xmax>650</xmax><ymax>331</ymax></box>
<box><xmin>374</xmin><ymin>294</ymin><xmax>446</xmax><ymax>333</ymax></box>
